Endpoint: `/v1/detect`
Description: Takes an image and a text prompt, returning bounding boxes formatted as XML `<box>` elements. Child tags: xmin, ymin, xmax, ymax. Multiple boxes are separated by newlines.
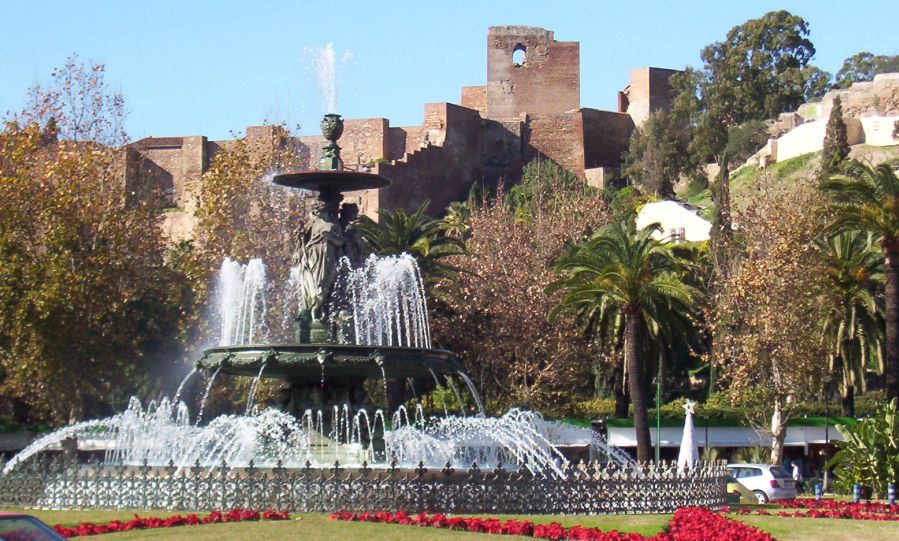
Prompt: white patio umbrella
<box><xmin>677</xmin><ymin>399</ymin><xmax>699</xmax><ymax>473</ymax></box>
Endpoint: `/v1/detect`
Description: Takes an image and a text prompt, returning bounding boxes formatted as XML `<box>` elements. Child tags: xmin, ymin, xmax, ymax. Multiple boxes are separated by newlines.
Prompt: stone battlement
<box><xmin>125</xmin><ymin>26</ymin><xmax>680</xmax><ymax>241</ymax></box>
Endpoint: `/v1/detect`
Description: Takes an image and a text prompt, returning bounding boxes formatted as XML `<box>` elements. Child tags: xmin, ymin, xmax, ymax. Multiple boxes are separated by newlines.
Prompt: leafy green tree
<box><xmin>822</xmin><ymin>161</ymin><xmax>899</xmax><ymax>401</ymax></box>
<box><xmin>702</xmin><ymin>10</ymin><xmax>819</xmax><ymax>120</ymax></box>
<box><xmin>549</xmin><ymin>223</ymin><xmax>699</xmax><ymax>462</ymax></box>
<box><xmin>705</xmin><ymin>154</ymin><xmax>734</xmax><ymax>398</ymax></box>
<box><xmin>817</xmin><ymin>231</ymin><xmax>884</xmax><ymax>416</ymax></box>
<box><xmin>622</xmin><ymin>110</ymin><xmax>694</xmax><ymax>197</ymax></box>
<box><xmin>507</xmin><ymin>159</ymin><xmax>583</xmax><ymax>217</ymax></box>
<box><xmin>835</xmin><ymin>52</ymin><xmax>899</xmax><ymax>88</ymax></box>
<box><xmin>827</xmin><ymin>399</ymin><xmax>899</xmax><ymax>498</ymax></box>
<box><xmin>724</xmin><ymin>120</ymin><xmax>770</xmax><ymax>166</ymax></box>
<box><xmin>357</xmin><ymin>201</ymin><xmax>465</xmax><ymax>285</ymax></box>
<box><xmin>819</xmin><ymin>96</ymin><xmax>850</xmax><ymax>183</ymax></box>
<box><xmin>673</xmin><ymin>11</ymin><xmax>829</xmax><ymax>161</ymax></box>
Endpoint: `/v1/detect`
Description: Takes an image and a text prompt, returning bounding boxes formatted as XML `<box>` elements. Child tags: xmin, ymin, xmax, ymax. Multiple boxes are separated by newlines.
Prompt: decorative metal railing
<box><xmin>0</xmin><ymin>458</ymin><xmax>727</xmax><ymax>514</ymax></box>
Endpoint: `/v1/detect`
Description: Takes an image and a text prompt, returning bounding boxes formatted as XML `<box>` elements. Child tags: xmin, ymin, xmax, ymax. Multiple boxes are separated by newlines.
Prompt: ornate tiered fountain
<box><xmin>0</xmin><ymin>114</ymin><xmax>728</xmax><ymax>515</ymax></box>
<box><xmin>196</xmin><ymin>113</ymin><xmax>463</xmax><ymax>415</ymax></box>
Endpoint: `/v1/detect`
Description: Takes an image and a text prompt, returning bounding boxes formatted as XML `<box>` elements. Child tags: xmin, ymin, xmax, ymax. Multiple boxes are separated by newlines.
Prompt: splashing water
<box><xmin>1</xmin><ymin>248</ymin><xmax>633</xmax><ymax>478</ymax></box>
<box><xmin>245</xmin><ymin>363</ymin><xmax>268</xmax><ymax>415</ymax></box>
<box><xmin>304</xmin><ymin>42</ymin><xmax>353</xmax><ymax>114</ymax></box>
<box><xmin>172</xmin><ymin>368</ymin><xmax>197</xmax><ymax>405</ymax></box>
<box><xmin>196</xmin><ymin>365</ymin><xmax>222</xmax><ymax>425</ymax></box>
<box><xmin>334</xmin><ymin>254</ymin><xmax>432</xmax><ymax>348</ymax></box>
<box><xmin>457</xmin><ymin>371</ymin><xmax>485</xmax><ymax>417</ymax></box>
<box><xmin>217</xmin><ymin>258</ymin><xmax>267</xmax><ymax>346</ymax></box>
<box><xmin>2</xmin><ymin>398</ymin><xmax>629</xmax><ymax>477</ymax></box>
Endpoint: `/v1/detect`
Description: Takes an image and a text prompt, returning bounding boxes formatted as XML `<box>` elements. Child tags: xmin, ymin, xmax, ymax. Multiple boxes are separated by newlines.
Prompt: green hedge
<box><xmin>571</xmin><ymin>392</ymin><xmax>885</xmax><ymax>423</ymax></box>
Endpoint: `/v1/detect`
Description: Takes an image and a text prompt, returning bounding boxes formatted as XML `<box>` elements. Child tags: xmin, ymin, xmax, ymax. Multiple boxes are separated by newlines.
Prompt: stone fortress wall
<box><xmin>125</xmin><ymin>26</ymin><xmax>681</xmax><ymax>241</ymax></box>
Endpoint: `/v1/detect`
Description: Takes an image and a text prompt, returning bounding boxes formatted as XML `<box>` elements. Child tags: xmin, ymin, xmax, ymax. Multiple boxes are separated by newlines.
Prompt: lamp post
<box><xmin>655</xmin><ymin>354</ymin><xmax>662</xmax><ymax>464</ymax></box>
<box><xmin>704</xmin><ymin>415</ymin><xmax>710</xmax><ymax>459</ymax></box>
<box><xmin>822</xmin><ymin>372</ymin><xmax>833</xmax><ymax>491</ymax></box>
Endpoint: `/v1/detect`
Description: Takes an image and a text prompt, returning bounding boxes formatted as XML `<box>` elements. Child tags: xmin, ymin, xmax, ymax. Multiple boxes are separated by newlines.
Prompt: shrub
<box><xmin>827</xmin><ymin>398</ymin><xmax>899</xmax><ymax>498</ymax></box>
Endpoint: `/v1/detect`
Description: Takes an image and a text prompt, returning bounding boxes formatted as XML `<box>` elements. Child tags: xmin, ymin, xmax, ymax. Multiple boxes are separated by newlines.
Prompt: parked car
<box><xmin>0</xmin><ymin>512</ymin><xmax>67</xmax><ymax>541</ymax></box>
<box><xmin>726</xmin><ymin>474</ymin><xmax>755</xmax><ymax>505</ymax></box>
<box><xmin>725</xmin><ymin>463</ymin><xmax>798</xmax><ymax>503</ymax></box>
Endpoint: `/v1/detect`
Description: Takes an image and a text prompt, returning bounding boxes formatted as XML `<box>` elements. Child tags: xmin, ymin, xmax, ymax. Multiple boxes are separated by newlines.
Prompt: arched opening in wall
<box><xmin>512</xmin><ymin>44</ymin><xmax>526</xmax><ymax>67</ymax></box>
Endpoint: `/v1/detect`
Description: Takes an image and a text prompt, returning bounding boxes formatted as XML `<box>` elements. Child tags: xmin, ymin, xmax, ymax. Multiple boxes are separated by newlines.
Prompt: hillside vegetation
<box><xmin>681</xmin><ymin>145</ymin><xmax>899</xmax><ymax>220</ymax></box>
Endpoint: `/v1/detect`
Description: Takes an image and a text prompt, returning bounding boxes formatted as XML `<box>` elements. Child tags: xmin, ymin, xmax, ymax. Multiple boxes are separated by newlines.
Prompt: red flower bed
<box><xmin>733</xmin><ymin>498</ymin><xmax>899</xmax><ymax>522</ymax></box>
<box><xmin>52</xmin><ymin>508</ymin><xmax>289</xmax><ymax>538</ymax></box>
<box><xmin>329</xmin><ymin>507</ymin><xmax>776</xmax><ymax>541</ymax></box>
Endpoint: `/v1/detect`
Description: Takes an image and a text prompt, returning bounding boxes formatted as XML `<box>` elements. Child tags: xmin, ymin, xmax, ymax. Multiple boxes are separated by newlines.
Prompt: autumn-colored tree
<box><xmin>430</xmin><ymin>164</ymin><xmax>610</xmax><ymax>413</ymax></box>
<box><xmin>15</xmin><ymin>54</ymin><xmax>128</xmax><ymax>147</ymax></box>
<box><xmin>187</xmin><ymin>127</ymin><xmax>312</xmax><ymax>416</ymax></box>
<box><xmin>713</xmin><ymin>176</ymin><xmax>830</xmax><ymax>464</ymax></box>
<box><xmin>193</xmin><ymin>128</ymin><xmax>310</xmax><ymax>343</ymax></box>
<box><xmin>0</xmin><ymin>59</ymin><xmax>188</xmax><ymax>423</ymax></box>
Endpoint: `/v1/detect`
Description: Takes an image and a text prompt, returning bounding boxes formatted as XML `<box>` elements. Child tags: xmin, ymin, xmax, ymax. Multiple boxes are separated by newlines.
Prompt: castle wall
<box><xmin>376</xmin><ymin>102</ymin><xmax>482</xmax><ymax>215</ymax></box>
<box><xmin>297</xmin><ymin>118</ymin><xmax>390</xmax><ymax>168</ymax></box>
<box><xmin>461</xmin><ymin>86</ymin><xmax>487</xmax><ymax>116</ymax></box>
<box><xmin>122</xmin><ymin>25</ymin><xmax>682</xmax><ymax>240</ymax></box>
<box><xmin>816</xmin><ymin>73</ymin><xmax>899</xmax><ymax>120</ymax></box>
<box><xmin>582</xmin><ymin>109</ymin><xmax>635</xmax><ymax>169</ymax></box>
<box><xmin>486</xmin><ymin>26</ymin><xmax>579</xmax><ymax>119</ymax></box>
<box><xmin>619</xmin><ymin>67</ymin><xmax>679</xmax><ymax>126</ymax></box>
<box><xmin>124</xmin><ymin>136</ymin><xmax>210</xmax><ymax>241</ymax></box>
<box><xmin>525</xmin><ymin>112</ymin><xmax>585</xmax><ymax>177</ymax></box>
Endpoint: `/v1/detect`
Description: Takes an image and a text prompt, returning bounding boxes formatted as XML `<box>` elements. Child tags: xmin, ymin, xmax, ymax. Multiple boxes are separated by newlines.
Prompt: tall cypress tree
<box><xmin>820</xmin><ymin>96</ymin><xmax>850</xmax><ymax>183</ymax></box>
<box><xmin>708</xmin><ymin>153</ymin><xmax>732</xmax><ymax>397</ymax></box>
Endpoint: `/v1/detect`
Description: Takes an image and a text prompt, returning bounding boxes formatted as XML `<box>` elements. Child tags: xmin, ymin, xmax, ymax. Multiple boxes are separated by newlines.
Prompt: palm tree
<box><xmin>817</xmin><ymin>231</ymin><xmax>884</xmax><ymax>416</ymax></box>
<box><xmin>822</xmin><ymin>161</ymin><xmax>899</xmax><ymax>400</ymax></box>
<box><xmin>356</xmin><ymin>201</ymin><xmax>465</xmax><ymax>284</ymax></box>
<box><xmin>440</xmin><ymin>201</ymin><xmax>472</xmax><ymax>241</ymax></box>
<box><xmin>548</xmin><ymin>222</ymin><xmax>699</xmax><ymax>462</ymax></box>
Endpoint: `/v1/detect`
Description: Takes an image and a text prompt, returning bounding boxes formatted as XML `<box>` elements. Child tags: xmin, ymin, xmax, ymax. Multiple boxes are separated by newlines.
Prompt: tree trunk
<box><xmin>884</xmin><ymin>241</ymin><xmax>899</xmax><ymax>401</ymax></box>
<box><xmin>769</xmin><ymin>396</ymin><xmax>787</xmax><ymax>465</ymax></box>
<box><xmin>625</xmin><ymin>308</ymin><xmax>652</xmax><ymax>463</ymax></box>
<box><xmin>614</xmin><ymin>353</ymin><xmax>629</xmax><ymax>418</ymax></box>
<box><xmin>840</xmin><ymin>384</ymin><xmax>854</xmax><ymax>418</ymax></box>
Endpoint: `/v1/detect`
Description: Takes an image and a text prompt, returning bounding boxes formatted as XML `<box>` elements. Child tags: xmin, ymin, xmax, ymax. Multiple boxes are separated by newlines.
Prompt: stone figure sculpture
<box><xmin>299</xmin><ymin>192</ymin><xmax>345</xmax><ymax>331</ymax></box>
<box><xmin>339</xmin><ymin>202</ymin><xmax>363</xmax><ymax>267</ymax></box>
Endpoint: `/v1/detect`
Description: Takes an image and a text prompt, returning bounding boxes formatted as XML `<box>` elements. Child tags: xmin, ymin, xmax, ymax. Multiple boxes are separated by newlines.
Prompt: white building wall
<box><xmin>636</xmin><ymin>201</ymin><xmax>711</xmax><ymax>243</ymax></box>
<box><xmin>607</xmin><ymin>425</ymin><xmax>844</xmax><ymax>449</ymax></box>
<box><xmin>775</xmin><ymin>115</ymin><xmax>897</xmax><ymax>163</ymax></box>
<box><xmin>861</xmin><ymin>116</ymin><xmax>899</xmax><ymax>146</ymax></box>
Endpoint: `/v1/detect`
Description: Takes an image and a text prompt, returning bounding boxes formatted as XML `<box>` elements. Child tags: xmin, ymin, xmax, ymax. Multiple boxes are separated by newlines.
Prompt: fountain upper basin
<box><xmin>272</xmin><ymin>170</ymin><xmax>390</xmax><ymax>192</ymax></box>
<box><xmin>197</xmin><ymin>343</ymin><xmax>461</xmax><ymax>385</ymax></box>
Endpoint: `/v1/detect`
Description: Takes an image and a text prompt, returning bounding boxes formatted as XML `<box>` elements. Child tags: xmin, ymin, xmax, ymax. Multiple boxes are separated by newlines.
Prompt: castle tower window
<box><xmin>512</xmin><ymin>44</ymin><xmax>526</xmax><ymax>67</ymax></box>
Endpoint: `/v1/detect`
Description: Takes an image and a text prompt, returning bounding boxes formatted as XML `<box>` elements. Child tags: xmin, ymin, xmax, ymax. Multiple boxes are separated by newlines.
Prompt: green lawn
<box><xmin>6</xmin><ymin>508</ymin><xmax>899</xmax><ymax>541</ymax></box>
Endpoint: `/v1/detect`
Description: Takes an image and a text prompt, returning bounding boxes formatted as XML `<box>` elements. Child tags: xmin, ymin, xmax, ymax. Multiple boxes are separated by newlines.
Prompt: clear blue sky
<box><xmin>2</xmin><ymin>1</ymin><xmax>897</xmax><ymax>141</ymax></box>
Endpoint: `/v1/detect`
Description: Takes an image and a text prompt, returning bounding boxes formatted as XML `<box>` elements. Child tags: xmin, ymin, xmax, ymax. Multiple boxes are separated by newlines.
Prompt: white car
<box><xmin>726</xmin><ymin>463</ymin><xmax>798</xmax><ymax>503</ymax></box>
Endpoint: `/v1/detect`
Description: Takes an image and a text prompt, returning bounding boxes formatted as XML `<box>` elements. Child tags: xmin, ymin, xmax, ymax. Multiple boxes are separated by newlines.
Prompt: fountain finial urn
<box><xmin>319</xmin><ymin>113</ymin><xmax>344</xmax><ymax>171</ymax></box>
